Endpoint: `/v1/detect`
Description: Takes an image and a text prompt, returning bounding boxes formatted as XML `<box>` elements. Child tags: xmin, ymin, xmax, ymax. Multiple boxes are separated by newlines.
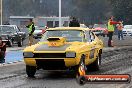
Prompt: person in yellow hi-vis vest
<box><xmin>26</xmin><ymin>19</ymin><xmax>35</xmax><ymax>46</ymax></box>
<box><xmin>107</xmin><ymin>16</ymin><xmax>120</xmax><ymax>47</ymax></box>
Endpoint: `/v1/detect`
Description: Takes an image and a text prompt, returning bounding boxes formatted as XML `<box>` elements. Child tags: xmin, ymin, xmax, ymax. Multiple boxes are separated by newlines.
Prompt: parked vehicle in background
<box><xmin>0</xmin><ymin>25</ymin><xmax>26</xmax><ymax>47</ymax></box>
<box><xmin>33</xmin><ymin>26</ymin><xmax>46</xmax><ymax>39</ymax></box>
<box><xmin>122</xmin><ymin>25</ymin><xmax>132</xmax><ymax>36</ymax></box>
<box><xmin>92</xmin><ymin>24</ymin><xmax>108</xmax><ymax>37</ymax></box>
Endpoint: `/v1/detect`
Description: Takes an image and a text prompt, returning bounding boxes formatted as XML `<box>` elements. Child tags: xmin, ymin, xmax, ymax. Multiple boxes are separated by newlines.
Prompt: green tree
<box><xmin>71</xmin><ymin>0</ymin><xmax>111</xmax><ymax>25</ymax></box>
<box><xmin>110</xmin><ymin>0</ymin><xmax>132</xmax><ymax>24</ymax></box>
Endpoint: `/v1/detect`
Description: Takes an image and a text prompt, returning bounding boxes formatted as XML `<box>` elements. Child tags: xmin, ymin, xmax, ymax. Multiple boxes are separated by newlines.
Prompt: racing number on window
<box><xmin>85</xmin><ymin>30</ymin><xmax>95</xmax><ymax>42</ymax></box>
<box><xmin>89</xmin><ymin>49</ymin><xmax>95</xmax><ymax>59</ymax></box>
<box><xmin>90</xmin><ymin>32</ymin><xmax>95</xmax><ymax>41</ymax></box>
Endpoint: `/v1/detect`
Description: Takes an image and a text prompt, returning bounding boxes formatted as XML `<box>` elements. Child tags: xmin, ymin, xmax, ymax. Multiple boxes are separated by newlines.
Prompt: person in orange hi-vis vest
<box><xmin>116</xmin><ymin>20</ymin><xmax>124</xmax><ymax>40</ymax></box>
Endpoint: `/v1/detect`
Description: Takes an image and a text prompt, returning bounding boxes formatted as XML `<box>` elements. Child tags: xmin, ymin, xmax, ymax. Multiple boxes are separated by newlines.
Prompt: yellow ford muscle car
<box><xmin>23</xmin><ymin>27</ymin><xmax>103</xmax><ymax>77</ymax></box>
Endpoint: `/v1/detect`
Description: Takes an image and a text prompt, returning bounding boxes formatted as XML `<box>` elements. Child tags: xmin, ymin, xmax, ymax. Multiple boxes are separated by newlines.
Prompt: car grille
<box><xmin>36</xmin><ymin>59</ymin><xmax>67</xmax><ymax>70</ymax></box>
<box><xmin>33</xmin><ymin>53</ymin><xmax>66</xmax><ymax>58</ymax></box>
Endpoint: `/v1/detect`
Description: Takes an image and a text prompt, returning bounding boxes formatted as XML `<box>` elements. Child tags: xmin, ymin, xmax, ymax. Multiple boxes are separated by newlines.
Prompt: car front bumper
<box><xmin>123</xmin><ymin>31</ymin><xmax>132</xmax><ymax>36</ymax></box>
<box><xmin>24</xmin><ymin>58</ymin><xmax>77</xmax><ymax>70</ymax></box>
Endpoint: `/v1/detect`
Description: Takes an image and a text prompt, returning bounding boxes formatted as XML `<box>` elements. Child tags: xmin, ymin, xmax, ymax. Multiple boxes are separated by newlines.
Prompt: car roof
<box><xmin>46</xmin><ymin>27</ymin><xmax>90</xmax><ymax>31</ymax></box>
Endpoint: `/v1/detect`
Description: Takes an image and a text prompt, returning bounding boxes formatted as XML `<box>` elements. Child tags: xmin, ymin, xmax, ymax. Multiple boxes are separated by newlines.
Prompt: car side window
<box><xmin>85</xmin><ymin>30</ymin><xmax>95</xmax><ymax>42</ymax></box>
<box><xmin>85</xmin><ymin>30</ymin><xmax>91</xmax><ymax>42</ymax></box>
<box><xmin>90</xmin><ymin>32</ymin><xmax>95</xmax><ymax>41</ymax></box>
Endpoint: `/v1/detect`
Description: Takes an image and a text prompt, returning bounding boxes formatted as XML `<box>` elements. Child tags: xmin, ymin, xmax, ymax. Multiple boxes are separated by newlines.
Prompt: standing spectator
<box><xmin>4</xmin><ymin>21</ymin><xmax>10</xmax><ymax>25</ymax></box>
<box><xmin>107</xmin><ymin>16</ymin><xmax>120</xmax><ymax>47</ymax></box>
<box><xmin>0</xmin><ymin>37</ymin><xmax>6</xmax><ymax>63</ymax></box>
<box><xmin>69</xmin><ymin>17</ymin><xmax>80</xmax><ymax>27</ymax></box>
<box><xmin>116</xmin><ymin>20</ymin><xmax>124</xmax><ymax>40</ymax></box>
<box><xmin>26</xmin><ymin>19</ymin><xmax>35</xmax><ymax>46</ymax></box>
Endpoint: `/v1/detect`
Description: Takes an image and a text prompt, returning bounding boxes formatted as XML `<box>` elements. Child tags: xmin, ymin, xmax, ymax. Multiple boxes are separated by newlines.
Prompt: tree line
<box><xmin>2</xmin><ymin>0</ymin><xmax>132</xmax><ymax>25</ymax></box>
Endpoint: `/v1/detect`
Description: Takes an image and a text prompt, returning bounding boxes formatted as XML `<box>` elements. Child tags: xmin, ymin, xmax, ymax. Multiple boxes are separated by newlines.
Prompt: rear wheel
<box><xmin>99</xmin><ymin>49</ymin><xmax>102</xmax><ymax>65</ymax></box>
<box><xmin>26</xmin><ymin>65</ymin><xmax>36</xmax><ymax>77</ymax></box>
<box><xmin>87</xmin><ymin>56</ymin><xmax>100</xmax><ymax>71</ymax></box>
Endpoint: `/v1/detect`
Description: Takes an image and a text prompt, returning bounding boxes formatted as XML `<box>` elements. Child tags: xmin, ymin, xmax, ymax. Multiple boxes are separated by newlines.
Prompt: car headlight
<box><xmin>66</xmin><ymin>52</ymin><xmax>76</xmax><ymax>58</ymax></box>
<box><xmin>23</xmin><ymin>52</ymin><xmax>34</xmax><ymax>58</ymax></box>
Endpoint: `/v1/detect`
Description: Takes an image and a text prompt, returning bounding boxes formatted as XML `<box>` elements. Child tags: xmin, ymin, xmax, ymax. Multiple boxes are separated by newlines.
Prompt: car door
<box><xmin>85</xmin><ymin>30</ymin><xmax>98</xmax><ymax>64</ymax></box>
<box><xmin>84</xmin><ymin>30</ymin><xmax>96</xmax><ymax>64</ymax></box>
<box><xmin>89</xmin><ymin>31</ymin><xmax>96</xmax><ymax>59</ymax></box>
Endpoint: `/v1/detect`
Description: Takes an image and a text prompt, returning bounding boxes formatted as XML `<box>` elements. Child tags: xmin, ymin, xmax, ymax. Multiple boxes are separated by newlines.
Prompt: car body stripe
<box><xmin>34</xmin><ymin>44</ymin><xmax>71</xmax><ymax>51</ymax></box>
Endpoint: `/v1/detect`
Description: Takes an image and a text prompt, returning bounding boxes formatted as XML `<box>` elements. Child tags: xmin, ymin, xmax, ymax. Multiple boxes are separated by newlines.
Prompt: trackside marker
<box><xmin>77</xmin><ymin>74</ymin><xmax>131</xmax><ymax>85</ymax></box>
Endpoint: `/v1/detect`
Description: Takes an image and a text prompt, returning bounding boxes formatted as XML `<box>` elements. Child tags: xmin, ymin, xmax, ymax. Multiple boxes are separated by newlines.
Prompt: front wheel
<box><xmin>8</xmin><ymin>40</ymin><xmax>13</xmax><ymax>47</ymax></box>
<box><xmin>26</xmin><ymin>65</ymin><xmax>36</xmax><ymax>77</ymax></box>
<box><xmin>18</xmin><ymin>39</ymin><xmax>23</xmax><ymax>47</ymax></box>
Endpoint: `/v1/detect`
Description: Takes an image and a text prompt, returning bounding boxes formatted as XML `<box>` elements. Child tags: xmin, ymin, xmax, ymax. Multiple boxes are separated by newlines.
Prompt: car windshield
<box><xmin>40</xmin><ymin>30</ymin><xmax>84</xmax><ymax>42</ymax></box>
<box><xmin>0</xmin><ymin>26</ymin><xmax>15</xmax><ymax>33</ymax></box>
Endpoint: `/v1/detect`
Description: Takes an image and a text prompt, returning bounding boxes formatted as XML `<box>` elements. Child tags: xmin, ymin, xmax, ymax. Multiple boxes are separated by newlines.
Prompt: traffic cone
<box><xmin>78</xmin><ymin>65</ymin><xmax>86</xmax><ymax>76</ymax></box>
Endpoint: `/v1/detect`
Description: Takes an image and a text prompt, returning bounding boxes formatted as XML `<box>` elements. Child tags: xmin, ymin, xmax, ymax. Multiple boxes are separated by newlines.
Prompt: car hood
<box><xmin>24</xmin><ymin>37</ymin><xmax>90</xmax><ymax>53</ymax></box>
<box><xmin>24</xmin><ymin>40</ymin><xmax>87</xmax><ymax>53</ymax></box>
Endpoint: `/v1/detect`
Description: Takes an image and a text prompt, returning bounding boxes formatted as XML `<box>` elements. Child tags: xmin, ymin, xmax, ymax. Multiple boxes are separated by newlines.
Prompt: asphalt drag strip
<box><xmin>0</xmin><ymin>47</ymin><xmax>132</xmax><ymax>88</ymax></box>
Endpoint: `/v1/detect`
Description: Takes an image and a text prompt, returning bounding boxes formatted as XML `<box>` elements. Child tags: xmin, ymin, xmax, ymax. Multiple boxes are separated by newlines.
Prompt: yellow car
<box><xmin>23</xmin><ymin>27</ymin><xmax>103</xmax><ymax>77</ymax></box>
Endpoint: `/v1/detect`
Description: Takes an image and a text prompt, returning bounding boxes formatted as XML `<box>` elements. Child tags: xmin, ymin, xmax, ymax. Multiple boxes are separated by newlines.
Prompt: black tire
<box><xmin>8</xmin><ymin>40</ymin><xmax>13</xmax><ymax>47</ymax></box>
<box><xmin>87</xmin><ymin>56</ymin><xmax>100</xmax><ymax>71</ymax></box>
<box><xmin>99</xmin><ymin>50</ymin><xmax>102</xmax><ymax>65</ymax></box>
<box><xmin>18</xmin><ymin>39</ymin><xmax>23</xmax><ymax>47</ymax></box>
<box><xmin>26</xmin><ymin>65</ymin><xmax>36</xmax><ymax>77</ymax></box>
<box><xmin>76</xmin><ymin>76</ymin><xmax>86</xmax><ymax>85</ymax></box>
